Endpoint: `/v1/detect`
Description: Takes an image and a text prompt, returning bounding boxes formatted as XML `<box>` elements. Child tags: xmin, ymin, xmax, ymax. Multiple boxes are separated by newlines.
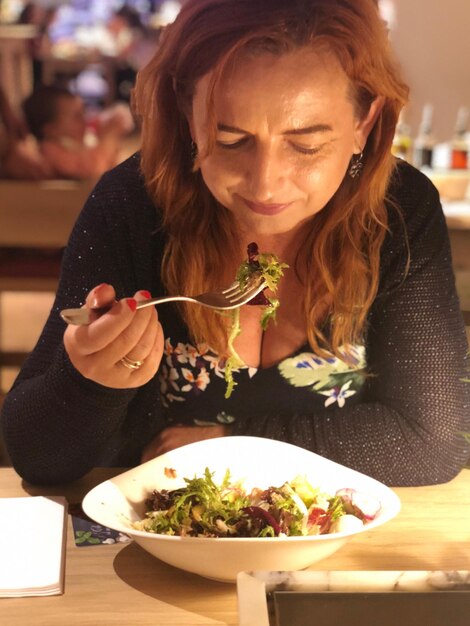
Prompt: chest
<box><xmin>233</xmin><ymin>273</ymin><xmax>307</xmax><ymax>369</ymax></box>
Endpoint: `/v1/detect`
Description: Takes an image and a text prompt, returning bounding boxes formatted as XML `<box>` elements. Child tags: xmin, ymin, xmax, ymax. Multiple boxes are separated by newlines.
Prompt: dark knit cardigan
<box><xmin>2</xmin><ymin>154</ymin><xmax>469</xmax><ymax>486</ymax></box>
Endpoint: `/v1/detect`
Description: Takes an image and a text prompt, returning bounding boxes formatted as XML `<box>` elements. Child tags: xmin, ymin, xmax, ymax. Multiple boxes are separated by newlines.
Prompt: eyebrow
<box><xmin>217</xmin><ymin>123</ymin><xmax>333</xmax><ymax>135</ymax></box>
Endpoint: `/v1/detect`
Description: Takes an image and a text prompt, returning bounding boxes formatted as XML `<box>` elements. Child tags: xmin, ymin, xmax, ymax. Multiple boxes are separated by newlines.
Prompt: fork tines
<box><xmin>222</xmin><ymin>273</ymin><xmax>264</xmax><ymax>296</ymax></box>
<box><xmin>221</xmin><ymin>280</ymin><xmax>244</xmax><ymax>295</ymax></box>
<box><xmin>227</xmin><ymin>280</ymin><xmax>266</xmax><ymax>304</ymax></box>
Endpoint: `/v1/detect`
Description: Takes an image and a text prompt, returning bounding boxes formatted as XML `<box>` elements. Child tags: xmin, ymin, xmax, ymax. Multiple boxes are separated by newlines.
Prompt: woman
<box><xmin>1</xmin><ymin>0</ymin><xmax>469</xmax><ymax>486</ymax></box>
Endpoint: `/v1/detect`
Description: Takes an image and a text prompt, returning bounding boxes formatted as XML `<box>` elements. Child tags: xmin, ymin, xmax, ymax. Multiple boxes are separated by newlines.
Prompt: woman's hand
<box><xmin>141</xmin><ymin>425</ymin><xmax>230</xmax><ymax>463</ymax></box>
<box><xmin>63</xmin><ymin>283</ymin><xmax>164</xmax><ymax>388</ymax></box>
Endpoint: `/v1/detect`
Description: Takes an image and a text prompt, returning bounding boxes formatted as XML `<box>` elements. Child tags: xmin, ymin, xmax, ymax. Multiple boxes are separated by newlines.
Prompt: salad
<box><xmin>224</xmin><ymin>242</ymin><xmax>288</xmax><ymax>398</ymax></box>
<box><xmin>132</xmin><ymin>468</ymin><xmax>381</xmax><ymax>538</ymax></box>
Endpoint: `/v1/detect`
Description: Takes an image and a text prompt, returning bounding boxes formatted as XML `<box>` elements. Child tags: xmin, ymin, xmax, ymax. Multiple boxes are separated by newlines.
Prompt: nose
<box><xmin>246</xmin><ymin>143</ymin><xmax>285</xmax><ymax>201</ymax></box>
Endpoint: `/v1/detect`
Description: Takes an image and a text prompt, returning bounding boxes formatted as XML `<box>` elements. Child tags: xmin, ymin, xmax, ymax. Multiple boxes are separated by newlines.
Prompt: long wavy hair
<box><xmin>134</xmin><ymin>0</ymin><xmax>409</xmax><ymax>357</ymax></box>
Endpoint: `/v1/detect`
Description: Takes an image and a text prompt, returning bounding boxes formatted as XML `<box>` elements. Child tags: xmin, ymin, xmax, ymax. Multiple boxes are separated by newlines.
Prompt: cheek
<box><xmin>297</xmin><ymin>156</ymin><xmax>348</xmax><ymax>194</ymax></box>
<box><xmin>64</xmin><ymin>119</ymin><xmax>79</xmax><ymax>136</ymax></box>
<box><xmin>200</xmin><ymin>154</ymin><xmax>242</xmax><ymax>192</ymax></box>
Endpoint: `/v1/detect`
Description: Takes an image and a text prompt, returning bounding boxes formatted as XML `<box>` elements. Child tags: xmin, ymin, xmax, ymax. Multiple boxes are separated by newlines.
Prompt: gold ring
<box><xmin>120</xmin><ymin>355</ymin><xmax>144</xmax><ymax>370</ymax></box>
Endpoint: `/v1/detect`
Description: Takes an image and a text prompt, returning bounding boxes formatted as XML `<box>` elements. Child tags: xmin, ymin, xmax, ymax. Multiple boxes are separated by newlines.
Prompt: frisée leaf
<box><xmin>133</xmin><ymin>469</ymin><xmax>380</xmax><ymax>538</ymax></box>
<box><xmin>224</xmin><ymin>242</ymin><xmax>288</xmax><ymax>397</ymax></box>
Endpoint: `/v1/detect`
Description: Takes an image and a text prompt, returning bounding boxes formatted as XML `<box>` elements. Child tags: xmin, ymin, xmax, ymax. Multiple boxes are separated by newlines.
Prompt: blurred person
<box><xmin>17</xmin><ymin>3</ymin><xmax>58</xmax><ymax>88</ymax></box>
<box><xmin>22</xmin><ymin>85</ymin><xmax>133</xmax><ymax>179</ymax></box>
<box><xmin>0</xmin><ymin>83</ymin><xmax>52</xmax><ymax>179</ymax></box>
<box><xmin>104</xmin><ymin>5</ymin><xmax>159</xmax><ymax>101</ymax></box>
<box><xmin>1</xmin><ymin>0</ymin><xmax>469</xmax><ymax>488</ymax></box>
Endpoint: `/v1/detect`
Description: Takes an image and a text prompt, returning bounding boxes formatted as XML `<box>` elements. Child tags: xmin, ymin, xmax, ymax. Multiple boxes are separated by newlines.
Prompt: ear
<box><xmin>353</xmin><ymin>96</ymin><xmax>384</xmax><ymax>153</ymax></box>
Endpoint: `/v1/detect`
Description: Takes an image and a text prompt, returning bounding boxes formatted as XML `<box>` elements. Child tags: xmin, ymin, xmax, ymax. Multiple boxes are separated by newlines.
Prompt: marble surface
<box><xmin>237</xmin><ymin>571</ymin><xmax>470</xmax><ymax>626</ymax></box>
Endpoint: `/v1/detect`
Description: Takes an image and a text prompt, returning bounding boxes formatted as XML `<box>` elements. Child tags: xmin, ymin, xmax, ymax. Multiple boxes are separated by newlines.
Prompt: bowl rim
<box><xmin>82</xmin><ymin>436</ymin><xmax>401</xmax><ymax>543</ymax></box>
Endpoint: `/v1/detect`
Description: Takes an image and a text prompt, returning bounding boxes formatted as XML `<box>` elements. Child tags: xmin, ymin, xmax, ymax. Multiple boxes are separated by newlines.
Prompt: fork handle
<box><xmin>60</xmin><ymin>295</ymin><xmax>193</xmax><ymax>326</ymax></box>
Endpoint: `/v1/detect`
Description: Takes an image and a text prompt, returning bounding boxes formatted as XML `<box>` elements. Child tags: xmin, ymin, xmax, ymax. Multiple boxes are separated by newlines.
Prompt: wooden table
<box><xmin>1</xmin><ymin>467</ymin><xmax>470</xmax><ymax>625</ymax></box>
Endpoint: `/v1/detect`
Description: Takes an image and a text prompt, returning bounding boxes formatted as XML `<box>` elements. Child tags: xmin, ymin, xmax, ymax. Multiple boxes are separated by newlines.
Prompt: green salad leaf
<box><xmin>223</xmin><ymin>242</ymin><xmax>288</xmax><ymax>398</ymax></box>
<box><xmin>132</xmin><ymin>469</ymin><xmax>378</xmax><ymax>538</ymax></box>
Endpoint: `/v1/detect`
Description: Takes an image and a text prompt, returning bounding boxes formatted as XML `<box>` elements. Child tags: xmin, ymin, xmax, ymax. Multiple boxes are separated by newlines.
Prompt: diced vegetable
<box><xmin>336</xmin><ymin>488</ymin><xmax>381</xmax><ymax>521</ymax></box>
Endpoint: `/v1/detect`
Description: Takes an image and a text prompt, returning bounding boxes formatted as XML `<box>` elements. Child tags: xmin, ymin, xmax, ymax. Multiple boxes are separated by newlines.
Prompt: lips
<box><xmin>242</xmin><ymin>198</ymin><xmax>292</xmax><ymax>216</ymax></box>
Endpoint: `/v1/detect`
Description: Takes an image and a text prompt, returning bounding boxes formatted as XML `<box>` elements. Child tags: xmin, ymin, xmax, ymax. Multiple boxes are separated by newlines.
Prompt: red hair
<box><xmin>134</xmin><ymin>0</ymin><xmax>409</xmax><ymax>356</ymax></box>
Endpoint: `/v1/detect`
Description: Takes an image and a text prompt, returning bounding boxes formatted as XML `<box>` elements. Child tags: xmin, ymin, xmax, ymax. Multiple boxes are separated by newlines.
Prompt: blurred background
<box><xmin>2</xmin><ymin>0</ymin><xmax>469</xmax><ymax>140</ymax></box>
<box><xmin>0</xmin><ymin>0</ymin><xmax>181</xmax><ymax>109</ymax></box>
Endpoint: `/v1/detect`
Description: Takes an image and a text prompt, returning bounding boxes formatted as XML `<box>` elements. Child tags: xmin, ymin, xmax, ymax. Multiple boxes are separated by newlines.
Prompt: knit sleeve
<box><xmin>232</xmin><ymin>165</ymin><xmax>470</xmax><ymax>486</ymax></box>
<box><xmin>0</xmin><ymin>155</ymin><xmax>163</xmax><ymax>485</ymax></box>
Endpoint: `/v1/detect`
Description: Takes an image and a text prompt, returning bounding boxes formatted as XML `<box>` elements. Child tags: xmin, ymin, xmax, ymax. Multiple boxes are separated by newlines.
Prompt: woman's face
<box><xmin>189</xmin><ymin>47</ymin><xmax>380</xmax><ymax>240</ymax></box>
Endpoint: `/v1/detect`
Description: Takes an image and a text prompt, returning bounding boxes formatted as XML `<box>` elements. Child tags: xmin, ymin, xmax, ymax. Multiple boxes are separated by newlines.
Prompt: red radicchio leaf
<box><xmin>248</xmin><ymin>292</ymin><xmax>270</xmax><ymax>306</ymax></box>
<box><xmin>245</xmin><ymin>242</ymin><xmax>269</xmax><ymax>306</ymax></box>
<box><xmin>242</xmin><ymin>506</ymin><xmax>281</xmax><ymax>535</ymax></box>
<box><xmin>247</xmin><ymin>242</ymin><xmax>260</xmax><ymax>263</ymax></box>
<box><xmin>308</xmin><ymin>507</ymin><xmax>332</xmax><ymax>534</ymax></box>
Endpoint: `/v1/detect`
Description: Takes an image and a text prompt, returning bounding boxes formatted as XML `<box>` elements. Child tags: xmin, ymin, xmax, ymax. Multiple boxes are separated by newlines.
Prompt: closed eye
<box><xmin>290</xmin><ymin>143</ymin><xmax>324</xmax><ymax>155</ymax></box>
<box><xmin>215</xmin><ymin>136</ymin><xmax>325</xmax><ymax>154</ymax></box>
<box><xmin>216</xmin><ymin>137</ymin><xmax>250</xmax><ymax>150</ymax></box>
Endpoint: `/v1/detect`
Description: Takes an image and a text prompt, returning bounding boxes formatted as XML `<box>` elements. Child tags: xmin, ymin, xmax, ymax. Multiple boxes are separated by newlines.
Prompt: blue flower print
<box><xmin>278</xmin><ymin>344</ymin><xmax>366</xmax><ymax>408</ymax></box>
<box><xmin>318</xmin><ymin>379</ymin><xmax>356</xmax><ymax>407</ymax></box>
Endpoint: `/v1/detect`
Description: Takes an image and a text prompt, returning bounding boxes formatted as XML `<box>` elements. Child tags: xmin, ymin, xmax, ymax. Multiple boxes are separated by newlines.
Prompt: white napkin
<box><xmin>0</xmin><ymin>496</ymin><xmax>67</xmax><ymax>597</ymax></box>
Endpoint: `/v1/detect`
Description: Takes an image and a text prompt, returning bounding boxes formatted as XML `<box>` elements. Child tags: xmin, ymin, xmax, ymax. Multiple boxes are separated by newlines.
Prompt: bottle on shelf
<box><xmin>392</xmin><ymin>110</ymin><xmax>413</xmax><ymax>162</ymax></box>
<box><xmin>450</xmin><ymin>106</ymin><xmax>469</xmax><ymax>169</ymax></box>
<box><xmin>413</xmin><ymin>103</ymin><xmax>435</xmax><ymax>169</ymax></box>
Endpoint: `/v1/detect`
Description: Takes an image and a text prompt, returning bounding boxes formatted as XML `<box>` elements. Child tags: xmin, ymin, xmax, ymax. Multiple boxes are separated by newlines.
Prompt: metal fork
<box><xmin>60</xmin><ymin>275</ymin><xmax>267</xmax><ymax>325</ymax></box>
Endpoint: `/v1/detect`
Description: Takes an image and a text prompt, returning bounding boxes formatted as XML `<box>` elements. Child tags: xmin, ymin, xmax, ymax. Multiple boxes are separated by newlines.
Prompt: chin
<box><xmin>238</xmin><ymin>212</ymin><xmax>312</xmax><ymax>242</ymax></box>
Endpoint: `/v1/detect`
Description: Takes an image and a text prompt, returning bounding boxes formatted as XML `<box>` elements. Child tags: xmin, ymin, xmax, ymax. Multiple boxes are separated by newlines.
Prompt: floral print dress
<box><xmin>157</xmin><ymin>332</ymin><xmax>367</xmax><ymax>428</ymax></box>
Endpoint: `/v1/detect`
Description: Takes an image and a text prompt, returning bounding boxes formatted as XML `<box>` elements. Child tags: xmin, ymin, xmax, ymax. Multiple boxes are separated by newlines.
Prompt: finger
<box><xmin>77</xmin><ymin>283</ymin><xmax>117</xmax><ymax>325</ymax></box>
<box><xmin>91</xmin><ymin>290</ymin><xmax>158</xmax><ymax>367</ymax></box>
<box><xmin>104</xmin><ymin>291</ymin><xmax>157</xmax><ymax>361</ymax></box>
<box><xmin>66</xmin><ymin>313</ymin><xmax>162</xmax><ymax>389</ymax></box>
<box><xmin>115</xmin><ymin>315</ymin><xmax>164</xmax><ymax>389</ymax></box>
<box><xmin>120</xmin><ymin>306</ymin><xmax>159</xmax><ymax>363</ymax></box>
<box><xmin>85</xmin><ymin>283</ymin><xmax>116</xmax><ymax>310</ymax></box>
<box><xmin>120</xmin><ymin>291</ymin><xmax>156</xmax><ymax>355</ymax></box>
<box><xmin>68</xmin><ymin>297</ymin><xmax>138</xmax><ymax>355</ymax></box>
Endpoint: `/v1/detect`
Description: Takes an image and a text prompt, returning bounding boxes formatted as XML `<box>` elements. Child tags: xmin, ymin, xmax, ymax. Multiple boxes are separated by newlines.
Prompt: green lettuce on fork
<box><xmin>224</xmin><ymin>242</ymin><xmax>288</xmax><ymax>398</ymax></box>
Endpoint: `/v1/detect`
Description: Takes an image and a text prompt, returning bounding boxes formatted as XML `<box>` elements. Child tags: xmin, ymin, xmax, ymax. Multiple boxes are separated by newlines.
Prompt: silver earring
<box><xmin>348</xmin><ymin>151</ymin><xmax>364</xmax><ymax>178</ymax></box>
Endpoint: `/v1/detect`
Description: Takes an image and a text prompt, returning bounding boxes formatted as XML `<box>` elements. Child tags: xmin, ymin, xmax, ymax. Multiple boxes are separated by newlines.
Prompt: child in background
<box><xmin>0</xmin><ymin>83</ymin><xmax>52</xmax><ymax>179</ymax></box>
<box><xmin>22</xmin><ymin>85</ymin><xmax>133</xmax><ymax>180</ymax></box>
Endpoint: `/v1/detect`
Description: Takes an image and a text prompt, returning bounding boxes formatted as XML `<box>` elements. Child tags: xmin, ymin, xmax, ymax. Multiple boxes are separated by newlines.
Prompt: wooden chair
<box><xmin>0</xmin><ymin>179</ymin><xmax>92</xmax><ymax>369</ymax></box>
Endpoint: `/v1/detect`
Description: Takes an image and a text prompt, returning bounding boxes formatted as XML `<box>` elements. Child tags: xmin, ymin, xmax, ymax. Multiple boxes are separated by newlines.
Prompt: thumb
<box><xmin>85</xmin><ymin>283</ymin><xmax>116</xmax><ymax>310</ymax></box>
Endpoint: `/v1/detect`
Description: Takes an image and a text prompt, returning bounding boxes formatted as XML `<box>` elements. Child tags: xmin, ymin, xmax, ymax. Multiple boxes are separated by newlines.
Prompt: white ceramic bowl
<box><xmin>82</xmin><ymin>436</ymin><xmax>400</xmax><ymax>582</ymax></box>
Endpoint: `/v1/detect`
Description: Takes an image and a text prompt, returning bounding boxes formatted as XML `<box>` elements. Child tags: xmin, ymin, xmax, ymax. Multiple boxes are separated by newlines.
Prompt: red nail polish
<box><xmin>92</xmin><ymin>283</ymin><xmax>106</xmax><ymax>297</ymax></box>
<box><xmin>126</xmin><ymin>298</ymin><xmax>137</xmax><ymax>312</ymax></box>
<box><xmin>91</xmin><ymin>283</ymin><xmax>108</xmax><ymax>308</ymax></box>
<box><xmin>139</xmin><ymin>290</ymin><xmax>152</xmax><ymax>299</ymax></box>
